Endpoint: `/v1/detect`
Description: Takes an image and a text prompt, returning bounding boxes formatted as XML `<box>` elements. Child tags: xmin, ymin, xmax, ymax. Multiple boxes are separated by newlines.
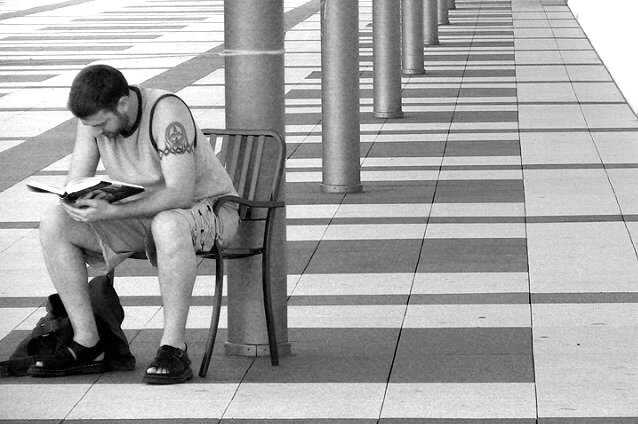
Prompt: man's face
<box><xmin>81</xmin><ymin>108</ymin><xmax>129</xmax><ymax>139</ymax></box>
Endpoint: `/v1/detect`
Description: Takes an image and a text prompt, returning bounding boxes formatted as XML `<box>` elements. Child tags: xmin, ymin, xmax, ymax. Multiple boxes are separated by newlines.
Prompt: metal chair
<box><xmin>196</xmin><ymin>128</ymin><xmax>285</xmax><ymax>377</ymax></box>
<box><xmin>112</xmin><ymin>128</ymin><xmax>286</xmax><ymax>378</ymax></box>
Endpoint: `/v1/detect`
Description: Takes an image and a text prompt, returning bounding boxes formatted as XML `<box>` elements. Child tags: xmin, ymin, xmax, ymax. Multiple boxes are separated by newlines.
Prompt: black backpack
<box><xmin>0</xmin><ymin>275</ymin><xmax>135</xmax><ymax>377</ymax></box>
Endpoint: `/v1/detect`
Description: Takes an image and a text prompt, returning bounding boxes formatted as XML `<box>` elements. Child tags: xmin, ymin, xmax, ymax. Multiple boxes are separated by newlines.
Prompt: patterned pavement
<box><xmin>0</xmin><ymin>0</ymin><xmax>637</xmax><ymax>422</ymax></box>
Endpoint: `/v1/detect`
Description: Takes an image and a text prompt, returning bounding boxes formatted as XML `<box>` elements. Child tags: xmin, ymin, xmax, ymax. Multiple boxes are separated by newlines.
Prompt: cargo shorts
<box><xmin>84</xmin><ymin>198</ymin><xmax>239</xmax><ymax>275</ymax></box>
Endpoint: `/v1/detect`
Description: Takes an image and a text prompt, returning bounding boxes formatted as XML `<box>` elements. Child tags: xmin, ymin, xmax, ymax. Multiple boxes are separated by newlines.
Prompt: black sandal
<box><xmin>28</xmin><ymin>340</ymin><xmax>105</xmax><ymax>377</ymax></box>
<box><xmin>142</xmin><ymin>345</ymin><xmax>193</xmax><ymax>385</ymax></box>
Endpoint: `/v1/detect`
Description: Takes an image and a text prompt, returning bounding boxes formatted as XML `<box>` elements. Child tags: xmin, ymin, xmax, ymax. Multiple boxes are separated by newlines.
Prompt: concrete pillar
<box><xmin>438</xmin><ymin>0</ymin><xmax>449</xmax><ymax>25</ymax></box>
<box><xmin>320</xmin><ymin>0</ymin><xmax>363</xmax><ymax>194</ymax></box>
<box><xmin>402</xmin><ymin>0</ymin><xmax>425</xmax><ymax>75</ymax></box>
<box><xmin>448</xmin><ymin>0</ymin><xmax>456</xmax><ymax>9</ymax></box>
<box><xmin>373</xmin><ymin>0</ymin><xmax>403</xmax><ymax>118</ymax></box>
<box><xmin>423</xmin><ymin>0</ymin><xmax>439</xmax><ymax>45</ymax></box>
<box><xmin>223</xmin><ymin>0</ymin><xmax>290</xmax><ymax>357</ymax></box>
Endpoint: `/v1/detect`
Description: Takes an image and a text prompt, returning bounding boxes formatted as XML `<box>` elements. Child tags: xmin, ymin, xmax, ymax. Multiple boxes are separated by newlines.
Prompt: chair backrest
<box><xmin>202</xmin><ymin>128</ymin><xmax>285</xmax><ymax>218</ymax></box>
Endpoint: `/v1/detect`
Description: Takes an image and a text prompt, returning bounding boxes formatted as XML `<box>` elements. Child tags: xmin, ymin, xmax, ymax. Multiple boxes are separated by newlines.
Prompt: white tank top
<box><xmin>95</xmin><ymin>86</ymin><xmax>237</xmax><ymax>202</ymax></box>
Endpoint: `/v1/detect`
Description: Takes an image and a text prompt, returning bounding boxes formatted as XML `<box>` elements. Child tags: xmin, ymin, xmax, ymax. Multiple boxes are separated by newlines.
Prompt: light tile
<box><xmin>287</xmin><ymin>224</ymin><xmax>327</xmax><ymax>241</ymax></box>
<box><xmin>438</xmin><ymin>169</ymin><xmax>523</xmax><ymax>180</ymax></box>
<box><xmin>412</xmin><ymin>272</ymin><xmax>530</xmax><ymax>294</ymax></box>
<box><xmin>430</xmin><ymin>202</ymin><xmax>524</xmax><ymax>217</ymax></box>
<box><xmin>573</xmin><ymin>82</ymin><xmax>625</xmax><ymax>102</ymax></box>
<box><xmin>0</xmin><ymin>307</ymin><xmax>36</xmax><ymax>331</ymax></box>
<box><xmin>515</xmin><ymin>64</ymin><xmax>569</xmax><ymax>82</ymax></box>
<box><xmin>527</xmin><ymin>222</ymin><xmax>638</xmax><ymax>293</ymax></box>
<box><xmin>581</xmin><ymin>104</ymin><xmax>638</xmax><ymax>129</ymax></box>
<box><xmin>523</xmin><ymin>169</ymin><xmax>620</xmax><ymax>216</ymax></box>
<box><xmin>607</xmin><ymin>169</ymin><xmax>638</xmax><ymax>214</ymax></box>
<box><xmin>425</xmin><ymin>223</ymin><xmax>526</xmax><ymax>239</ymax></box>
<box><xmin>519</xmin><ymin>104</ymin><xmax>587</xmax><ymax>130</ymax></box>
<box><xmin>517</xmin><ymin>82</ymin><xmax>577</xmax><ymax>102</ymax></box>
<box><xmin>287</xmin><ymin>204</ymin><xmax>339</xmax><ymax>219</ymax></box>
<box><xmin>335</xmin><ymin>203</ymin><xmax>431</xmax><ymax>218</ymax></box>
<box><xmin>293</xmin><ymin>273</ymin><xmax>413</xmax><ymax>296</ymax></box>
<box><xmin>520</xmin><ymin>131</ymin><xmax>601</xmax><ymax>164</ymax></box>
<box><xmin>323</xmin><ymin>223</ymin><xmax>427</xmax><ymax>240</ymax></box>
<box><xmin>0</xmin><ymin>384</ymin><xmax>94</xmax><ymax>420</ymax></box>
<box><xmin>68</xmin><ymin>383</ymin><xmax>239</xmax><ymax>420</ymax></box>
<box><xmin>404</xmin><ymin>304</ymin><xmax>532</xmax><ymax>328</ymax></box>
<box><xmin>224</xmin><ymin>383</ymin><xmax>386</xmax><ymax>420</ymax></box>
<box><xmin>536</xmin><ymin>380</ymin><xmax>638</xmax><ymax>420</ymax></box>
<box><xmin>381</xmin><ymin>383</ymin><xmax>537</xmax><ymax>420</ymax></box>
<box><xmin>592</xmin><ymin>131</ymin><xmax>638</xmax><ymax>164</ymax></box>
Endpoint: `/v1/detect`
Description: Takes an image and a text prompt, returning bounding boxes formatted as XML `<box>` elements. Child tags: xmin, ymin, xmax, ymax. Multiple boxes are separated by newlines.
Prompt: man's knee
<box><xmin>151</xmin><ymin>211</ymin><xmax>193</xmax><ymax>253</ymax></box>
<box><xmin>39</xmin><ymin>204</ymin><xmax>72</xmax><ymax>242</ymax></box>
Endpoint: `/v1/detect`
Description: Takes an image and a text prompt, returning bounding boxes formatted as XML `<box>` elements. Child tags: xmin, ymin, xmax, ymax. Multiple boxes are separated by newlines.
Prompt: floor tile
<box><xmin>390</xmin><ymin>354</ymin><xmax>534</xmax><ymax>383</ymax></box>
<box><xmin>67</xmin><ymin>383</ymin><xmax>240</xmax><ymax>421</ymax></box>
<box><xmin>581</xmin><ymin>104</ymin><xmax>638</xmax><ymax>129</ymax></box>
<box><xmin>520</xmin><ymin>131</ymin><xmax>600</xmax><ymax>164</ymax></box>
<box><xmin>293</xmin><ymin>273</ymin><xmax>413</xmax><ymax>296</ymax></box>
<box><xmin>404</xmin><ymin>304</ymin><xmax>532</xmax><ymax>328</ymax></box>
<box><xmin>0</xmin><ymin>383</ymin><xmax>94</xmax><ymax>421</ymax></box>
<box><xmin>418</xmin><ymin>238</ymin><xmax>528</xmax><ymax>273</ymax></box>
<box><xmin>412</xmin><ymin>272</ymin><xmax>529</xmax><ymax>294</ymax></box>
<box><xmin>523</xmin><ymin>169</ymin><xmax>620</xmax><ymax>216</ymax></box>
<box><xmin>224</xmin><ymin>383</ymin><xmax>386</xmax><ymax>420</ymax></box>
<box><xmin>606</xmin><ymin>169</ymin><xmax>638</xmax><ymax>214</ymax></box>
<box><xmin>381</xmin><ymin>383</ymin><xmax>537</xmax><ymax>421</ymax></box>
<box><xmin>517</xmin><ymin>82</ymin><xmax>577</xmax><ymax>102</ymax></box>
<box><xmin>591</xmin><ymin>131</ymin><xmax>638</xmax><ymax>163</ymax></box>
<box><xmin>519</xmin><ymin>104</ymin><xmax>587</xmax><ymax>129</ymax></box>
<box><xmin>527</xmin><ymin>222</ymin><xmax>638</xmax><ymax>293</ymax></box>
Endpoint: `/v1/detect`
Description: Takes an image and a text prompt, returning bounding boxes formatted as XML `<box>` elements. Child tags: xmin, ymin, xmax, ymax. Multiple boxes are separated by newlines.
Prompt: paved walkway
<box><xmin>0</xmin><ymin>0</ymin><xmax>637</xmax><ymax>422</ymax></box>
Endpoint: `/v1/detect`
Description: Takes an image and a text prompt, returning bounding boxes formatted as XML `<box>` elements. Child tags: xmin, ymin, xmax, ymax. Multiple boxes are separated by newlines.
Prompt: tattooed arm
<box><xmin>68</xmin><ymin>96</ymin><xmax>197</xmax><ymax>222</ymax></box>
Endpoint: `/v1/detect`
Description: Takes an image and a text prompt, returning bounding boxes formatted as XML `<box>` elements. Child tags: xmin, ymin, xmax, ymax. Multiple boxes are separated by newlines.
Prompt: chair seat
<box><xmin>197</xmin><ymin>247</ymin><xmax>265</xmax><ymax>259</ymax></box>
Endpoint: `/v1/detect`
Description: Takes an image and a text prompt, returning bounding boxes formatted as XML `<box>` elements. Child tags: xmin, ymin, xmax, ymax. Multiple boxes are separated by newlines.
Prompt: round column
<box><xmin>374</xmin><ymin>0</ymin><xmax>403</xmax><ymax>118</ymax></box>
<box><xmin>224</xmin><ymin>0</ymin><xmax>291</xmax><ymax>358</ymax></box>
<box><xmin>438</xmin><ymin>0</ymin><xmax>449</xmax><ymax>25</ymax></box>
<box><xmin>423</xmin><ymin>0</ymin><xmax>439</xmax><ymax>45</ymax></box>
<box><xmin>320</xmin><ymin>0</ymin><xmax>363</xmax><ymax>194</ymax></box>
<box><xmin>402</xmin><ymin>0</ymin><xmax>425</xmax><ymax>75</ymax></box>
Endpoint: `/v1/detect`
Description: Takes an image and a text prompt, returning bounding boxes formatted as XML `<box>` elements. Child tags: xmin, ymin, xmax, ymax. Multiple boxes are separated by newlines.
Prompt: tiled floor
<box><xmin>1</xmin><ymin>0</ymin><xmax>637</xmax><ymax>422</ymax></box>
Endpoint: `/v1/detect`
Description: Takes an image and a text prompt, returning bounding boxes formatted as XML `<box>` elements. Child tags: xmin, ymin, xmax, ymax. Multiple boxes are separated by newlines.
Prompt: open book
<box><xmin>27</xmin><ymin>177</ymin><xmax>144</xmax><ymax>203</ymax></box>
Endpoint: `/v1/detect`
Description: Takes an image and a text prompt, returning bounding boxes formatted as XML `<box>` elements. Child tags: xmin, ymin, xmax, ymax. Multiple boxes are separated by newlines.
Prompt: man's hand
<box><xmin>60</xmin><ymin>197</ymin><xmax>117</xmax><ymax>223</ymax></box>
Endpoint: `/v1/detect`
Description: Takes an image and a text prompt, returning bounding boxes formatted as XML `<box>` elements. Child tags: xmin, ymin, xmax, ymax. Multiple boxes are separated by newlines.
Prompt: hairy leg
<box><xmin>39</xmin><ymin>204</ymin><xmax>103</xmax><ymax>348</ymax></box>
<box><xmin>148</xmin><ymin>210</ymin><xmax>197</xmax><ymax>374</ymax></box>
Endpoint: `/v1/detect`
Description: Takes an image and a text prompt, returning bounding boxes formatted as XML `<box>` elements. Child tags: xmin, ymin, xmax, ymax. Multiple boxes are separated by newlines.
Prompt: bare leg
<box><xmin>147</xmin><ymin>210</ymin><xmax>197</xmax><ymax>374</ymax></box>
<box><xmin>38</xmin><ymin>204</ymin><xmax>103</xmax><ymax>349</ymax></box>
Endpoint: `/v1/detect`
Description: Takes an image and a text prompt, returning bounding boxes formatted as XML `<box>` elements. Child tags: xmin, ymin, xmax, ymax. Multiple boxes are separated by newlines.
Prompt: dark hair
<box><xmin>67</xmin><ymin>64</ymin><xmax>130</xmax><ymax>118</ymax></box>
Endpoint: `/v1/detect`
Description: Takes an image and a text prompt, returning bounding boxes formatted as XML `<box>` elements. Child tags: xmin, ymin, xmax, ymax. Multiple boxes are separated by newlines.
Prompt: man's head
<box><xmin>67</xmin><ymin>64</ymin><xmax>134</xmax><ymax>139</ymax></box>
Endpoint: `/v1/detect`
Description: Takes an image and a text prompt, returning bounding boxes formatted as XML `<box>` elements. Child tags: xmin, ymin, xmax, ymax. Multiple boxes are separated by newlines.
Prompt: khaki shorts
<box><xmin>84</xmin><ymin>198</ymin><xmax>239</xmax><ymax>275</ymax></box>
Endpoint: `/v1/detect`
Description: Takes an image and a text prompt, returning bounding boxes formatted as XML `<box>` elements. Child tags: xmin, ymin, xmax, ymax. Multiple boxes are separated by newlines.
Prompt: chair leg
<box><xmin>199</xmin><ymin>248</ymin><xmax>224</xmax><ymax>378</ymax></box>
<box><xmin>261</xmin><ymin>252</ymin><xmax>279</xmax><ymax>366</ymax></box>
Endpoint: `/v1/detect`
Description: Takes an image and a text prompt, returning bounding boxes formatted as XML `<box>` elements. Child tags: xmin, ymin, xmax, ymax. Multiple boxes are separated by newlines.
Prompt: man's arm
<box><xmin>65</xmin><ymin>97</ymin><xmax>197</xmax><ymax>222</ymax></box>
<box><xmin>65</xmin><ymin>120</ymin><xmax>100</xmax><ymax>184</ymax></box>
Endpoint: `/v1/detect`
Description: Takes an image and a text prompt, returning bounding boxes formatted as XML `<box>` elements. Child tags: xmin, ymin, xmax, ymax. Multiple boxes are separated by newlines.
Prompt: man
<box><xmin>30</xmin><ymin>64</ymin><xmax>239</xmax><ymax>384</ymax></box>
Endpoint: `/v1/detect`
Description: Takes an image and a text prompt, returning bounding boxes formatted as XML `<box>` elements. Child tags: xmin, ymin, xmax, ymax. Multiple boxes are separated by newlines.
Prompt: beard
<box><xmin>102</xmin><ymin>111</ymin><xmax>131</xmax><ymax>139</ymax></box>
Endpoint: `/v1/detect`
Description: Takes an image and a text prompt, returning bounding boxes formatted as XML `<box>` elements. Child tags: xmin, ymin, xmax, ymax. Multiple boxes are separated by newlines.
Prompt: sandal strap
<box><xmin>37</xmin><ymin>340</ymin><xmax>104</xmax><ymax>370</ymax></box>
<box><xmin>147</xmin><ymin>345</ymin><xmax>191</xmax><ymax>370</ymax></box>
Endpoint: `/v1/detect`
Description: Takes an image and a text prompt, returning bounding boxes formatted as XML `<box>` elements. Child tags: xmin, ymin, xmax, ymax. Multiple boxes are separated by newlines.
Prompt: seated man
<box><xmin>30</xmin><ymin>64</ymin><xmax>239</xmax><ymax>384</ymax></box>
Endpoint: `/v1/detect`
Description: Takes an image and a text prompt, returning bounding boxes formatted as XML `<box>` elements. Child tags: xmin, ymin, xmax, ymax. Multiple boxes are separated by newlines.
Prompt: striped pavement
<box><xmin>0</xmin><ymin>0</ymin><xmax>637</xmax><ymax>422</ymax></box>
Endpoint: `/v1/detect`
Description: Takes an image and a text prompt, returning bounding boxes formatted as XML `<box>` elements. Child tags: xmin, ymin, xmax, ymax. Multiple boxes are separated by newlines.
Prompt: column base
<box><xmin>320</xmin><ymin>183</ymin><xmax>364</xmax><ymax>194</ymax></box>
<box><xmin>374</xmin><ymin>110</ymin><xmax>404</xmax><ymax>119</ymax></box>
<box><xmin>403</xmin><ymin>68</ymin><xmax>425</xmax><ymax>75</ymax></box>
<box><xmin>224</xmin><ymin>341</ymin><xmax>292</xmax><ymax>357</ymax></box>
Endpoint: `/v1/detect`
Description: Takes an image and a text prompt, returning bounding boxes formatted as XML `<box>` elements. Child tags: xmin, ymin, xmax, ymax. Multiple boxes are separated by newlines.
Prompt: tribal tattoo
<box><xmin>158</xmin><ymin>121</ymin><xmax>194</xmax><ymax>159</ymax></box>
